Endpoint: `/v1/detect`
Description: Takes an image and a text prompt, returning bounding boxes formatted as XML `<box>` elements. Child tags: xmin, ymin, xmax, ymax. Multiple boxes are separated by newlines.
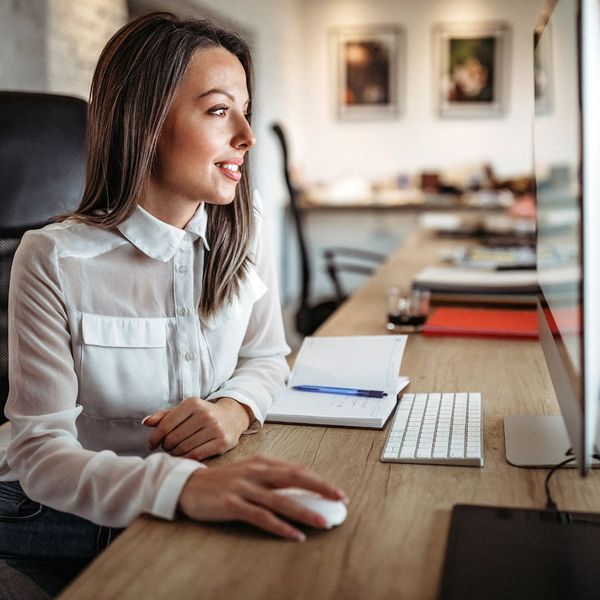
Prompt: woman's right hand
<box><xmin>178</xmin><ymin>455</ymin><xmax>347</xmax><ymax>541</ymax></box>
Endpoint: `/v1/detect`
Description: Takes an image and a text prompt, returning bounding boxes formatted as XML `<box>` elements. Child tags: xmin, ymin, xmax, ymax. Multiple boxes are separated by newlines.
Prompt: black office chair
<box><xmin>0</xmin><ymin>92</ymin><xmax>87</xmax><ymax>423</ymax></box>
<box><xmin>271</xmin><ymin>123</ymin><xmax>384</xmax><ymax>336</ymax></box>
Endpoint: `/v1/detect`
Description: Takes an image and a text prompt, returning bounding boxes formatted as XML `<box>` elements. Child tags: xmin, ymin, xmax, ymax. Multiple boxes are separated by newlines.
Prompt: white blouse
<box><xmin>0</xmin><ymin>194</ymin><xmax>290</xmax><ymax>527</ymax></box>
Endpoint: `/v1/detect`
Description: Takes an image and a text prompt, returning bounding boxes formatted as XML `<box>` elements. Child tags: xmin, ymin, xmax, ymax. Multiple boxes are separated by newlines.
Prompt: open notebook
<box><xmin>267</xmin><ymin>335</ymin><xmax>409</xmax><ymax>428</ymax></box>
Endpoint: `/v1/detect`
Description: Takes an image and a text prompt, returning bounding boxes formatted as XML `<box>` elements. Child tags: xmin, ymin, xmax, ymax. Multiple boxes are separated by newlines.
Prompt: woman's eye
<box><xmin>209</xmin><ymin>106</ymin><xmax>229</xmax><ymax>117</ymax></box>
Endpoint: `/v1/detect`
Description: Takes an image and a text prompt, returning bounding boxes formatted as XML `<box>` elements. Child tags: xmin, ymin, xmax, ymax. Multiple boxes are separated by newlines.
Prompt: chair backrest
<box><xmin>0</xmin><ymin>92</ymin><xmax>87</xmax><ymax>422</ymax></box>
<box><xmin>271</xmin><ymin>122</ymin><xmax>312</xmax><ymax>310</ymax></box>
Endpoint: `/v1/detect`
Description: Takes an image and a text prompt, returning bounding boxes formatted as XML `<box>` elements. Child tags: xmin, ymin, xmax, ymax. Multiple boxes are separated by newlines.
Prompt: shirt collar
<box><xmin>117</xmin><ymin>204</ymin><xmax>210</xmax><ymax>262</ymax></box>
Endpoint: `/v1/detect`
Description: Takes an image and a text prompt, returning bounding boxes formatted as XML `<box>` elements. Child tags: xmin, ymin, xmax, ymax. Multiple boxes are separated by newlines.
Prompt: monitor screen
<box><xmin>533</xmin><ymin>0</ymin><xmax>600</xmax><ymax>474</ymax></box>
<box><xmin>505</xmin><ymin>0</ymin><xmax>599</xmax><ymax>474</ymax></box>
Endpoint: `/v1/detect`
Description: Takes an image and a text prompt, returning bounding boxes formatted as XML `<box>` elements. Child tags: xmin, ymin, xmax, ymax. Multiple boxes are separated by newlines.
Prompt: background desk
<box><xmin>60</xmin><ymin>230</ymin><xmax>600</xmax><ymax>600</ymax></box>
<box><xmin>282</xmin><ymin>200</ymin><xmax>506</xmax><ymax>305</ymax></box>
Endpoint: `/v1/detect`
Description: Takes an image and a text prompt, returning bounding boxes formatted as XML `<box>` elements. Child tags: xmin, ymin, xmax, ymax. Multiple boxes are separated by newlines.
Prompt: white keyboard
<box><xmin>381</xmin><ymin>393</ymin><xmax>484</xmax><ymax>467</ymax></box>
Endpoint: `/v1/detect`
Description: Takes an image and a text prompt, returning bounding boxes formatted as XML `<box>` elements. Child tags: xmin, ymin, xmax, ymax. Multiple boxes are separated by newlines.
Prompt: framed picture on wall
<box><xmin>330</xmin><ymin>25</ymin><xmax>404</xmax><ymax>120</ymax></box>
<box><xmin>534</xmin><ymin>23</ymin><xmax>553</xmax><ymax>115</ymax></box>
<box><xmin>433</xmin><ymin>22</ymin><xmax>510</xmax><ymax>118</ymax></box>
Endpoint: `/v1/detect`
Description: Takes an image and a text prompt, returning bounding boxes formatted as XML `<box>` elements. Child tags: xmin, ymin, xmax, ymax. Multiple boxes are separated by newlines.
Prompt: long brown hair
<box><xmin>71</xmin><ymin>12</ymin><xmax>255</xmax><ymax>318</ymax></box>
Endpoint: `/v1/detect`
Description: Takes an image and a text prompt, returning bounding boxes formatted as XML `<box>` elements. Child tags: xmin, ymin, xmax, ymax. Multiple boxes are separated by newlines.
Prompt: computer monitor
<box><xmin>504</xmin><ymin>0</ymin><xmax>600</xmax><ymax>475</ymax></box>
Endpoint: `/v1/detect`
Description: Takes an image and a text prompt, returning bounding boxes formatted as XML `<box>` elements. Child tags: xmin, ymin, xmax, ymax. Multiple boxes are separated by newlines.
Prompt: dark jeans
<box><xmin>0</xmin><ymin>481</ymin><xmax>123</xmax><ymax>599</ymax></box>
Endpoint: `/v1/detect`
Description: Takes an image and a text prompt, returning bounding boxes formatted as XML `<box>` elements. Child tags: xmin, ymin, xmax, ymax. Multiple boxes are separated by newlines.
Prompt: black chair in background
<box><xmin>0</xmin><ymin>92</ymin><xmax>87</xmax><ymax>423</ymax></box>
<box><xmin>271</xmin><ymin>122</ymin><xmax>384</xmax><ymax>336</ymax></box>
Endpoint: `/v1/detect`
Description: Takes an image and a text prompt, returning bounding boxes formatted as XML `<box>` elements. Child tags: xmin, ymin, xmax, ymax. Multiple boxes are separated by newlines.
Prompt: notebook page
<box><xmin>289</xmin><ymin>335</ymin><xmax>407</xmax><ymax>393</ymax></box>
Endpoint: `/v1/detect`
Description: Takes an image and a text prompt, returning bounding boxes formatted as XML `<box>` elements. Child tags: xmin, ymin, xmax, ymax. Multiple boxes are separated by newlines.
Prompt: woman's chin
<box><xmin>205</xmin><ymin>193</ymin><xmax>237</xmax><ymax>206</ymax></box>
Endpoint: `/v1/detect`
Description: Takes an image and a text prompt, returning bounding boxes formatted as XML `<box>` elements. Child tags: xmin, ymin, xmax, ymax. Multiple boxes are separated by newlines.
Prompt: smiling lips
<box><xmin>215</xmin><ymin>160</ymin><xmax>243</xmax><ymax>182</ymax></box>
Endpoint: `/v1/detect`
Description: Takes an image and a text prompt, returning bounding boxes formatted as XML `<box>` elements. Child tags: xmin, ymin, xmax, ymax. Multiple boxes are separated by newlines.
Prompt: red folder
<box><xmin>423</xmin><ymin>307</ymin><xmax>538</xmax><ymax>340</ymax></box>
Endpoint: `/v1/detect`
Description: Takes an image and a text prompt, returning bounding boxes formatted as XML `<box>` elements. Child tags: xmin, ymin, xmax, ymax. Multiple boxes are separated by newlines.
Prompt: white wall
<box><xmin>291</xmin><ymin>0</ymin><xmax>545</xmax><ymax>184</ymax></box>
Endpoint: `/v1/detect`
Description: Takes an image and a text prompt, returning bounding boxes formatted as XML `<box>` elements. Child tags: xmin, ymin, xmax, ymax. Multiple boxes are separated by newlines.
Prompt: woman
<box><xmin>0</xmin><ymin>13</ymin><xmax>345</xmax><ymax>598</ymax></box>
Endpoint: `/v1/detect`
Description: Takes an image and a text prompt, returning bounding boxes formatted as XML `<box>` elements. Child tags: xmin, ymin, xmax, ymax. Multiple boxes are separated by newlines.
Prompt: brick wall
<box><xmin>0</xmin><ymin>0</ymin><xmax>127</xmax><ymax>99</ymax></box>
<box><xmin>0</xmin><ymin>0</ymin><xmax>48</xmax><ymax>91</ymax></box>
<box><xmin>46</xmin><ymin>0</ymin><xmax>127</xmax><ymax>99</ymax></box>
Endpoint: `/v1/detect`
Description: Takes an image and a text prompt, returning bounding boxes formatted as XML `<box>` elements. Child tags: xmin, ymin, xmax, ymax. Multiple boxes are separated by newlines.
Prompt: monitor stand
<box><xmin>505</xmin><ymin>415</ymin><xmax>580</xmax><ymax>467</ymax></box>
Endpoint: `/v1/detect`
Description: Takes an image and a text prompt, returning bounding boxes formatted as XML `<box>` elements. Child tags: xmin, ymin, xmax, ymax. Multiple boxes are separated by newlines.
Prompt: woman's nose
<box><xmin>232</xmin><ymin>116</ymin><xmax>256</xmax><ymax>150</ymax></box>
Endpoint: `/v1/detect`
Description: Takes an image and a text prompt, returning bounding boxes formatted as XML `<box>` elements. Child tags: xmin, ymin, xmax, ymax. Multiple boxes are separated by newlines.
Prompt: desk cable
<box><xmin>544</xmin><ymin>449</ymin><xmax>600</xmax><ymax>513</ymax></box>
<box><xmin>544</xmin><ymin>451</ymin><xmax>575</xmax><ymax>511</ymax></box>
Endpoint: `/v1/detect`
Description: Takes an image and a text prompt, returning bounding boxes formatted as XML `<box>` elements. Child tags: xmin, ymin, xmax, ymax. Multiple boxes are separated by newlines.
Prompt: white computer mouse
<box><xmin>274</xmin><ymin>487</ymin><xmax>347</xmax><ymax>528</ymax></box>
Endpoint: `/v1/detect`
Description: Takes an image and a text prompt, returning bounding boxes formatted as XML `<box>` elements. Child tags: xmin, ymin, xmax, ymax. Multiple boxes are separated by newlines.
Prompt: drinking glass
<box><xmin>386</xmin><ymin>287</ymin><xmax>431</xmax><ymax>332</ymax></box>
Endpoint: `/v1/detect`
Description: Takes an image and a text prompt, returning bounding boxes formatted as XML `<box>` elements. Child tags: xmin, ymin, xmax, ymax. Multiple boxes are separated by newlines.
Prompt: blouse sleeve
<box><xmin>6</xmin><ymin>231</ymin><xmax>203</xmax><ymax>527</ymax></box>
<box><xmin>205</xmin><ymin>193</ymin><xmax>291</xmax><ymax>427</ymax></box>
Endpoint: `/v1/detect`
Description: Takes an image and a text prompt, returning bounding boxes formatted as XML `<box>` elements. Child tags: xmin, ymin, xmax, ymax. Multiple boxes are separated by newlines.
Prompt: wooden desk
<box><xmin>298</xmin><ymin>189</ymin><xmax>513</xmax><ymax>211</ymax></box>
<box><xmin>282</xmin><ymin>199</ymin><xmax>509</xmax><ymax>304</ymax></box>
<box><xmin>60</xmin><ymin>231</ymin><xmax>600</xmax><ymax>600</ymax></box>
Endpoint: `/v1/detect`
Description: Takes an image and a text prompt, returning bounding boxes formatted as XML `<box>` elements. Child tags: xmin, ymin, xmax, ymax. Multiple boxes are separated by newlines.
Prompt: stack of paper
<box><xmin>413</xmin><ymin>266</ymin><xmax>539</xmax><ymax>293</ymax></box>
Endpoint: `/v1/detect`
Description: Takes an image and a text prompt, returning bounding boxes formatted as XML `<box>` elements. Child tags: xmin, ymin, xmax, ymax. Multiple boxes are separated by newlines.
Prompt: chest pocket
<box><xmin>79</xmin><ymin>313</ymin><xmax>169</xmax><ymax>420</ymax></box>
<box><xmin>200</xmin><ymin>268</ymin><xmax>267</xmax><ymax>388</ymax></box>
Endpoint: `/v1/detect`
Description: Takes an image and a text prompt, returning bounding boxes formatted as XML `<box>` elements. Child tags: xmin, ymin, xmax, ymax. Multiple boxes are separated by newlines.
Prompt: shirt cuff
<box><xmin>150</xmin><ymin>458</ymin><xmax>205</xmax><ymax>521</ymax></box>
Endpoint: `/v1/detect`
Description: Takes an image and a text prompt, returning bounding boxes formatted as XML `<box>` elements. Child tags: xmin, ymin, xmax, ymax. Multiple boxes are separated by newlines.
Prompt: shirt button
<box><xmin>185</xmin><ymin>352</ymin><xmax>195</xmax><ymax>361</ymax></box>
<box><xmin>178</xmin><ymin>307</ymin><xmax>190</xmax><ymax>317</ymax></box>
<box><xmin>177</xmin><ymin>264</ymin><xmax>188</xmax><ymax>274</ymax></box>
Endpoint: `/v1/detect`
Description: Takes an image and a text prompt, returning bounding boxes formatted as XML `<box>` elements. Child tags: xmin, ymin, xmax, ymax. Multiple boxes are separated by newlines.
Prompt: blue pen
<box><xmin>292</xmin><ymin>385</ymin><xmax>387</xmax><ymax>398</ymax></box>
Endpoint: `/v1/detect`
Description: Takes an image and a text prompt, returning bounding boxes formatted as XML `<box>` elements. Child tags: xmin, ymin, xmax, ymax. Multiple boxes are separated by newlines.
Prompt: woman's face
<box><xmin>148</xmin><ymin>46</ymin><xmax>255</xmax><ymax>216</ymax></box>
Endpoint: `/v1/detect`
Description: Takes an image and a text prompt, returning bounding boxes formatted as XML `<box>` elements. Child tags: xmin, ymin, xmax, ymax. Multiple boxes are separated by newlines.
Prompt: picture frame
<box><xmin>534</xmin><ymin>22</ymin><xmax>553</xmax><ymax>115</ymax></box>
<box><xmin>330</xmin><ymin>25</ymin><xmax>404</xmax><ymax>120</ymax></box>
<box><xmin>433</xmin><ymin>22</ymin><xmax>510</xmax><ymax>118</ymax></box>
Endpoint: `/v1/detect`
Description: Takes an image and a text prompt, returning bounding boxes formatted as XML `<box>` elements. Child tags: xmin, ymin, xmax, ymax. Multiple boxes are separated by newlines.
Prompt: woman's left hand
<box><xmin>143</xmin><ymin>397</ymin><xmax>252</xmax><ymax>461</ymax></box>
